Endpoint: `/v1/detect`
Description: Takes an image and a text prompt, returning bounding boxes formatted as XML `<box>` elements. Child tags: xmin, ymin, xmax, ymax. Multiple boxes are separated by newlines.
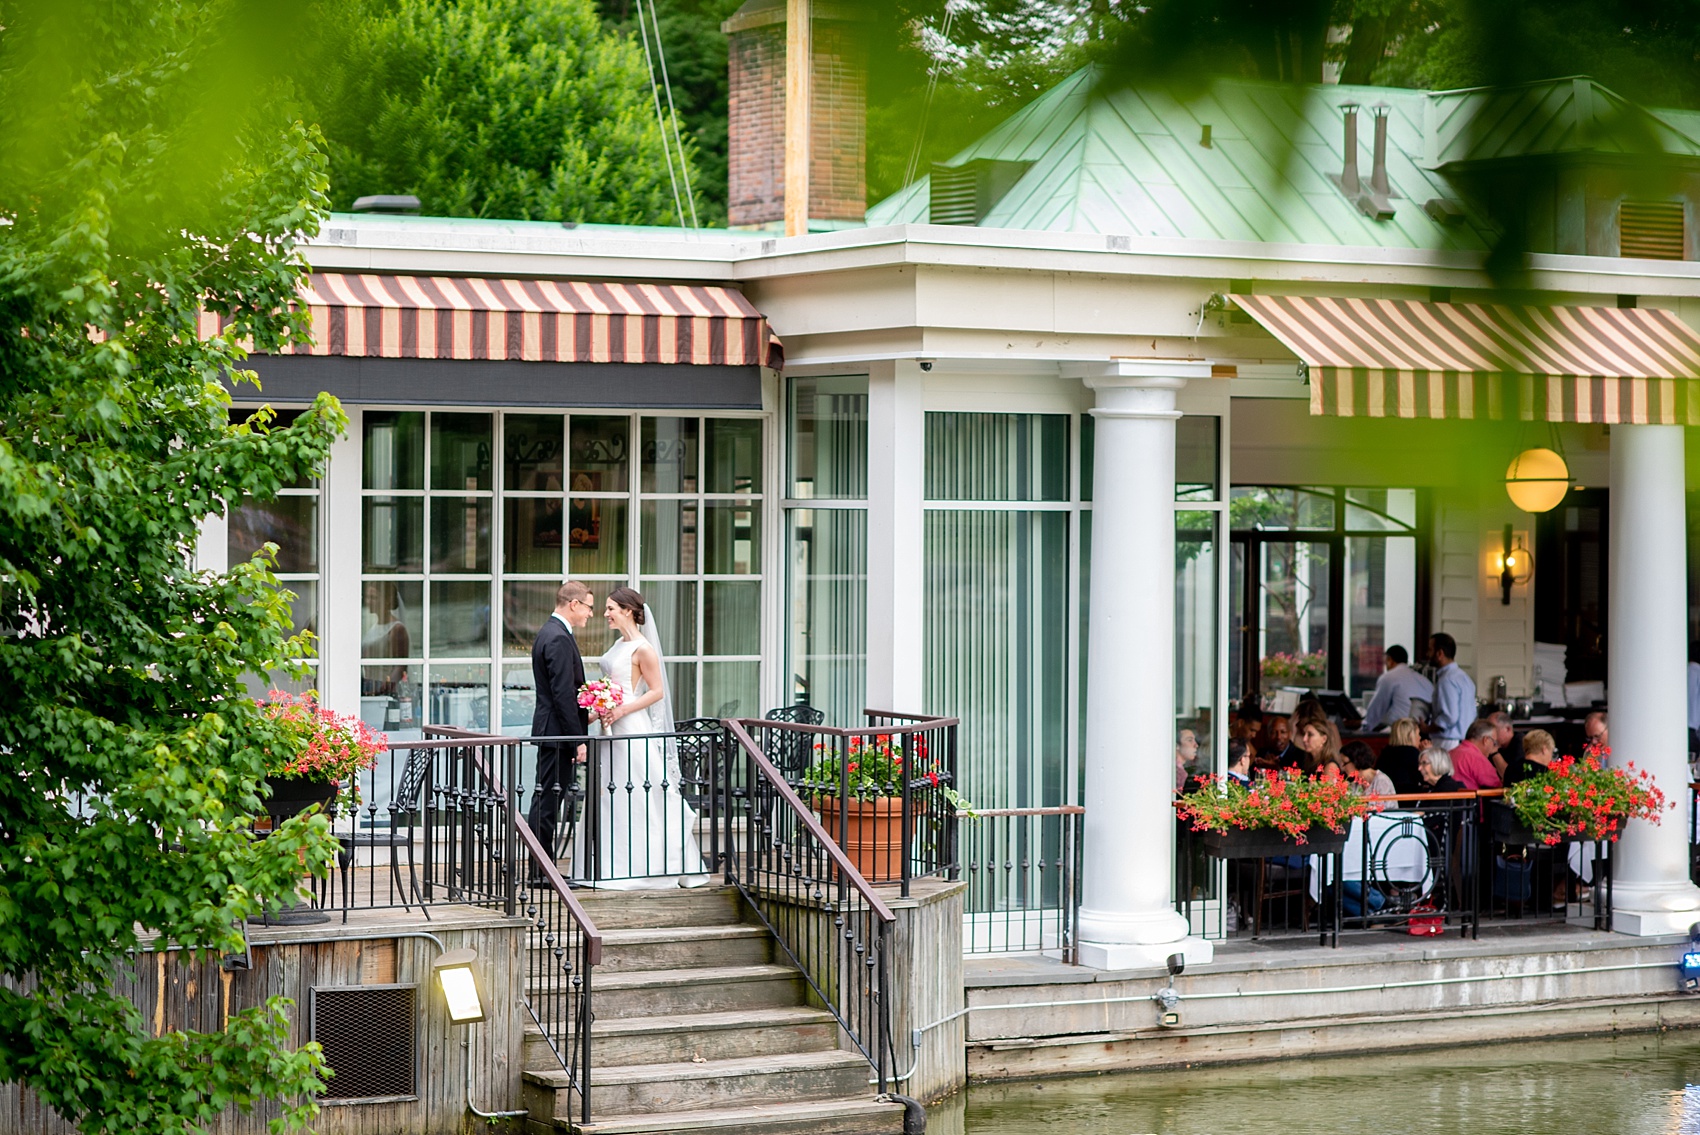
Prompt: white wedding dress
<box><xmin>592</xmin><ymin>637</ymin><xmax>710</xmax><ymax>888</ymax></box>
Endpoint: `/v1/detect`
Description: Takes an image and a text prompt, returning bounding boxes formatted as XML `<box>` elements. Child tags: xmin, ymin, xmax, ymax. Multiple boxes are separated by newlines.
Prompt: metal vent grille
<box><xmin>1620</xmin><ymin>200</ymin><xmax>1685</xmax><ymax>260</ymax></box>
<box><xmin>311</xmin><ymin>986</ymin><xmax>417</xmax><ymax>1101</ymax></box>
<box><xmin>928</xmin><ymin>160</ymin><xmax>1034</xmax><ymax>225</ymax></box>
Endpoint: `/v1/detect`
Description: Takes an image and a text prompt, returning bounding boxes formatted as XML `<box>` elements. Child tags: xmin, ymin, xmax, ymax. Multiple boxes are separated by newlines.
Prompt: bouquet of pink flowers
<box><xmin>578</xmin><ymin>678</ymin><xmax>623</xmax><ymax>729</ymax></box>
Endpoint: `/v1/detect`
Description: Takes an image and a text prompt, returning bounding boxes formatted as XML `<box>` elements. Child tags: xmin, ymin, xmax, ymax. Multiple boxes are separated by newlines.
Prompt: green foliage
<box><xmin>1361</xmin><ymin>0</ymin><xmax>1700</xmax><ymax>110</ymax></box>
<box><xmin>597</xmin><ymin>0</ymin><xmax>744</xmax><ymax>225</ymax></box>
<box><xmin>0</xmin><ymin>2</ymin><xmax>344</xmax><ymax>1129</ymax></box>
<box><xmin>867</xmin><ymin>1</ymin><xmax>1105</xmax><ymax>204</ymax></box>
<box><xmin>314</xmin><ymin>0</ymin><xmax>702</xmax><ymax>225</ymax></box>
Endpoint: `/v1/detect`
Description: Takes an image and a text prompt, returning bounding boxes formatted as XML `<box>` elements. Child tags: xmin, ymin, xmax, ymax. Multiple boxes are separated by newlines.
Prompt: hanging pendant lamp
<box><xmin>1505</xmin><ymin>447</ymin><xmax>1570</xmax><ymax>513</ymax></box>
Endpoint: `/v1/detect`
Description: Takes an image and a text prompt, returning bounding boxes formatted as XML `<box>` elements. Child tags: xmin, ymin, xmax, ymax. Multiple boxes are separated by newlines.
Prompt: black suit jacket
<box><xmin>531</xmin><ymin>617</ymin><xmax>589</xmax><ymax>740</ymax></box>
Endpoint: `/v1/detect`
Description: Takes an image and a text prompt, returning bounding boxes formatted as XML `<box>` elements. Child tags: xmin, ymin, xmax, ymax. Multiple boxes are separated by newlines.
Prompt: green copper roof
<box><xmin>867</xmin><ymin>70</ymin><xmax>1700</xmax><ymax>251</ymax></box>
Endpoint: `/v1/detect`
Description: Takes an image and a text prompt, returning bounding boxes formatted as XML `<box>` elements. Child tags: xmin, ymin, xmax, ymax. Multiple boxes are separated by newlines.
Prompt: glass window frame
<box><xmin>1228</xmin><ymin>484</ymin><xmax>1426</xmax><ymax>699</ymax></box>
<box><xmin>229</xmin><ymin>406</ymin><xmax>324</xmax><ymax>692</ymax></box>
<box><xmin>360</xmin><ymin>406</ymin><xmax>771</xmax><ymax>740</ymax></box>
<box><xmin>781</xmin><ymin>375</ymin><xmax>869</xmax><ymax>724</ymax></box>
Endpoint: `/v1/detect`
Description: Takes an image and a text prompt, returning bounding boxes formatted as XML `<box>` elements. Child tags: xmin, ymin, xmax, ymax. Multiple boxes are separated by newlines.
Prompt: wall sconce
<box><xmin>1492</xmin><ymin>523</ymin><xmax>1533</xmax><ymax>605</ymax></box>
<box><xmin>433</xmin><ymin>948</ymin><xmax>486</xmax><ymax>1025</ymax></box>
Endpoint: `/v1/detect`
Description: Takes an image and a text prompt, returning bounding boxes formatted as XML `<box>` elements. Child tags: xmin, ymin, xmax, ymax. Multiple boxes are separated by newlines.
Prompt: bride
<box><xmin>590</xmin><ymin>587</ymin><xmax>710</xmax><ymax>888</ymax></box>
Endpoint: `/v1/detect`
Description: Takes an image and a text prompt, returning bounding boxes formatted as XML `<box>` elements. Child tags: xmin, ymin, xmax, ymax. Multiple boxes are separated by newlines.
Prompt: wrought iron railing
<box><xmin>722</xmin><ymin>718</ymin><xmax>898</xmax><ymax>1092</ymax></box>
<box><xmin>424</xmin><ymin>727</ymin><xmax>603</xmax><ymax>1126</ymax></box>
<box><xmin>515</xmin><ymin>815</ymin><xmax>602</xmax><ymax>1127</ymax></box>
<box><xmin>959</xmin><ymin>806</ymin><xmax>1083</xmax><ymax>959</ymax></box>
<box><xmin>513</xmin><ymin>727</ymin><xmax>723</xmax><ymax>885</ymax></box>
<box><xmin>262</xmin><ymin>735</ymin><xmax>521</xmax><ymax>920</ymax></box>
<box><xmin>1689</xmin><ymin>782</ymin><xmax>1699</xmax><ymax>886</ymax></box>
<box><xmin>736</xmin><ymin>709</ymin><xmax>960</xmax><ymax>897</ymax></box>
<box><xmin>1477</xmin><ymin>790</ymin><xmax>1612</xmax><ymax>931</ymax></box>
<box><xmin>1176</xmin><ymin>788</ymin><xmax>1617</xmax><ymax>944</ymax></box>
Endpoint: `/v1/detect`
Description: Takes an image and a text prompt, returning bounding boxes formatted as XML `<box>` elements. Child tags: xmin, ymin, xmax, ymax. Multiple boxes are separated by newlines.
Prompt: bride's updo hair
<box><xmin>608</xmin><ymin>586</ymin><xmax>646</xmax><ymax>625</ymax></box>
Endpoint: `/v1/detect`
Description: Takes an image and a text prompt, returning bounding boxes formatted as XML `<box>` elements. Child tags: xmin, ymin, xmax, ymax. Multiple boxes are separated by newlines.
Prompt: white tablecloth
<box><xmin>1308</xmin><ymin>812</ymin><xmax>1432</xmax><ymax>900</ymax></box>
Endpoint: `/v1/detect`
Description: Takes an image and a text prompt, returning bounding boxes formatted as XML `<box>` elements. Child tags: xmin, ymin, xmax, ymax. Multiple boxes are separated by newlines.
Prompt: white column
<box><xmin>865</xmin><ymin>360</ymin><xmax>926</xmax><ymax>712</ymax></box>
<box><xmin>1607</xmin><ymin>423</ymin><xmax>1700</xmax><ymax>934</ymax></box>
<box><xmin>1076</xmin><ymin>361</ymin><xmax>1213</xmax><ymax>969</ymax></box>
<box><xmin>319</xmin><ymin>409</ymin><xmax>362</xmax><ymax>717</ymax></box>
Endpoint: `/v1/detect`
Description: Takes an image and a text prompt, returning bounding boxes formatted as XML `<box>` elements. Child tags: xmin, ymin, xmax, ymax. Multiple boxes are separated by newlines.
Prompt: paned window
<box><xmin>228</xmin><ymin>408</ymin><xmax>322</xmax><ymax>695</ymax></box>
<box><xmin>359</xmin><ymin>410</ymin><xmax>767</xmax><ymax>740</ymax></box>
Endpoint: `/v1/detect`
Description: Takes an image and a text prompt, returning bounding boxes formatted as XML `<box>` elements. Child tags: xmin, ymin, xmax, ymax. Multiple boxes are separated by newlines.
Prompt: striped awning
<box><xmin>203</xmin><ymin>273</ymin><xmax>783</xmax><ymax>370</ymax></box>
<box><xmin>1231</xmin><ymin>294</ymin><xmax>1700</xmax><ymax>424</ymax></box>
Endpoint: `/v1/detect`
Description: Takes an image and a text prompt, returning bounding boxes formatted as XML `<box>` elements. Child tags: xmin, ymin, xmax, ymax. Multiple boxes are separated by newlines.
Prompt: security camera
<box><xmin>918</xmin><ymin>360</ymin><xmax>934</xmax><ymax>371</ymax></box>
<box><xmin>1166</xmin><ymin>952</ymin><xmax>1186</xmax><ymax>978</ymax></box>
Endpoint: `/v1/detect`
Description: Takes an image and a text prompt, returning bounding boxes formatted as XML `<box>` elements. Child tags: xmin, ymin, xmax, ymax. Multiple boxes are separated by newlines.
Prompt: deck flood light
<box><xmin>433</xmin><ymin>948</ymin><xmax>486</xmax><ymax>1024</ymax></box>
<box><xmin>1155</xmin><ymin>952</ymin><xmax>1185</xmax><ymax>1027</ymax></box>
<box><xmin>1683</xmin><ymin>924</ymin><xmax>1700</xmax><ymax>993</ymax></box>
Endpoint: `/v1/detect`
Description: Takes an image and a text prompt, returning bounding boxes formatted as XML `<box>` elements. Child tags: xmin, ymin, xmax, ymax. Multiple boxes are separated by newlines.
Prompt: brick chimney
<box><xmin>723</xmin><ymin>0</ymin><xmax>866</xmax><ymax>229</ymax></box>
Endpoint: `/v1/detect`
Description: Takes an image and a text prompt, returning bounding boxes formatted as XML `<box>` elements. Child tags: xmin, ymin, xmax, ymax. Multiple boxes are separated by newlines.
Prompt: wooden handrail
<box><xmin>966</xmin><ymin>806</ymin><xmax>1086</xmax><ymax>817</ymax></box>
<box><xmin>723</xmin><ymin>718</ymin><xmax>898</xmax><ymax>924</ymax></box>
<box><xmin>428</xmin><ymin>727</ymin><xmax>606</xmax><ymax>961</ymax></box>
<box><xmin>738</xmin><ymin>715</ymin><xmax>962</xmax><ymax>739</ymax></box>
<box><xmin>513</xmin><ymin>816</ymin><xmax>604</xmax><ymax>964</ymax></box>
<box><xmin>862</xmin><ymin>707</ymin><xmax>960</xmax><ymax>726</ymax></box>
<box><xmin>1175</xmin><ymin>789</ymin><xmax>1488</xmax><ymax>810</ymax></box>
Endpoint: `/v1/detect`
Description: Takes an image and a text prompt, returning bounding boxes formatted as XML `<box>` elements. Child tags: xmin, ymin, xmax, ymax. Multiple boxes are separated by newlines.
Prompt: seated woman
<box><xmin>1340</xmin><ymin>741</ymin><xmax>1396</xmax><ymax>808</ymax></box>
<box><xmin>1417</xmin><ymin>747</ymin><xmax>1465</xmax><ymax>797</ymax></box>
<box><xmin>1378</xmin><ymin>718</ymin><xmax>1425</xmax><ymax>794</ymax></box>
<box><xmin>1505</xmin><ymin>728</ymin><xmax>1556</xmax><ymax>785</ymax></box>
<box><xmin>1293</xmin><ymin>714</ymin><xmax>1341</xmax><ymax>775</ymax></box>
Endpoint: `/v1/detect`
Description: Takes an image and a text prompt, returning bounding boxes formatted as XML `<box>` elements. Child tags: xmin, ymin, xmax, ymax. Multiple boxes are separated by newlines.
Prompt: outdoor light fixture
<box><xmin>1493</xmin><ymin>524</ymin><xmax>1534</xmax><ymax>606</ymax></box>
<box><xmin>1154</xmin><ymin>952</ymin><xmax>1185</xmax><ymax>1027</ymax></box>
<box><xmin>433</xmin><ymin>948</ymin><xmax>486</xmax><ymax>1024</ymax></box>
<box><xmin>1505</xmin><ymin>447</ymin><xmax>1569</xmax><ymax>513</ymax></box>
<box><xmin>1683</xmin><ymin>924</ymin><xmax>1700</xmax><ymax>993</ymax></box>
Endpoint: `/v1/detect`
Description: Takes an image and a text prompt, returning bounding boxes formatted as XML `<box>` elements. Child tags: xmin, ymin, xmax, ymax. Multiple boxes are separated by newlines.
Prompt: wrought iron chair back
<box><xmin>761</xmin><ymin>704</ymin><xmax>824</xmax><ymax>782</ymax></box>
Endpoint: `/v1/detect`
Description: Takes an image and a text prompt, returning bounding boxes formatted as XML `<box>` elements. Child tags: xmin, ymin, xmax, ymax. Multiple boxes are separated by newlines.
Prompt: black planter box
<box><xmin>264</xmin><ymin>775</ymin><xmax>340</xmax><ymax>820</ymax></box>
<box><xmin>1487</xmin><ymin>801</ymin><xmax>1545</xmax><ymax>846</ymax></box>
<box><xmin>1201</xmin><ymin>826</ymin><xmax>1349</xmax><ymax>859</ymax></box>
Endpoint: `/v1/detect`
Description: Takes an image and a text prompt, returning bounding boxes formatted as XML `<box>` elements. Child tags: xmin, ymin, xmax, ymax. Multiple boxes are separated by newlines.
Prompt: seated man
<box><xmin>1360</xmin><ymin>645</ymin><xmax>1435</xmax><ymax>731</ymax></box>
<box><xmin>1583</xmin><ymin>711</ymin><xmax>1609</xmax><ymax>756</ymax></box>
<box><xmin>1225</xmin><ymin>737</ymin><xmax>1254</xmax><ymax>786</ymax></box>
<box><xmin>1488</xmin><ymin>711</ymin><xmax>1522</xmax><ymax>775</ymax></box>
<box><xmin>1449</xmin><ymin>718</ymin><xmax>1503</xmax><ymax>791</ymax></box>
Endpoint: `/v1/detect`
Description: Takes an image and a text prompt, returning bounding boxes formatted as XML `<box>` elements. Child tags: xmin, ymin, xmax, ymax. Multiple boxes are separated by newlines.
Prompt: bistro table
<box><xmin>1309</xmin><ymin>811</ymin><xmax>1433</xmax><ymax>937</ymax></box>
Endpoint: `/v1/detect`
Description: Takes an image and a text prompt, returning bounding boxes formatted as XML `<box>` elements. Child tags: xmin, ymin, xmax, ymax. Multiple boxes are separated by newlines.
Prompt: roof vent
<box><xmin>351</xmin><ymin>194</ymin><xmax>423</xmax><ymax>215</ymax></box>
<box><xmin>1619</xmin><ymin>200</ymin><xmax>1685</xmax><ymax>260</ymax></box>
<box><xmin>1335</xmin><ymin>102</ymin><xmax>1361</xmax><ymax>197</ymax></box>
<box><xmin>1331</xmin><ymin>102</ymin><xmax>1393</xmax><ymax>220</ymax></box>
<box><xmin>929</xmin><ymin>160</ymin><xmax>1033</xmax><ymax>225</ymax></box>
<box><xmin>1424</xmin><ymin>198</ymin><xmax>1466</xmax><ymax>225</ymax></box>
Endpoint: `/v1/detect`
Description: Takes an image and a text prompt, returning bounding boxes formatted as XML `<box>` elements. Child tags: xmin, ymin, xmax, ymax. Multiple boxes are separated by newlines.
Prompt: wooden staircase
<box><xmin>522</xmin><ymin>886</ymin><xmax>907</xmax><ymax>1135</ymax></box>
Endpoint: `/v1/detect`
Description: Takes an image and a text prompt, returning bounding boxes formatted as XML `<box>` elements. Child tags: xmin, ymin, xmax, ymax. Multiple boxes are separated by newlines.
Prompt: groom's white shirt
<box><xmin>552</xmin><ymin>611</ymin><xmax>575</xmax><ymax>635</ymax></box>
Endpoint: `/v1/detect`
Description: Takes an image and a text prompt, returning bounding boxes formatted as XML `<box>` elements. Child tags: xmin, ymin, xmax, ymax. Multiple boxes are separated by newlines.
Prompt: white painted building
<box><xmin>216</xmin><ymin>65</ymin><xmax>1700</xmax><ymax>965</ymax></box>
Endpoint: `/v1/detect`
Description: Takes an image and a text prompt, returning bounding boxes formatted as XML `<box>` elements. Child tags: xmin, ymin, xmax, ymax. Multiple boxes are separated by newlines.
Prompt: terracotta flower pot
<box><xmin>813</xmin><ymin>795</ymin><xmax>915</xmax><ymax>883</ymax></box>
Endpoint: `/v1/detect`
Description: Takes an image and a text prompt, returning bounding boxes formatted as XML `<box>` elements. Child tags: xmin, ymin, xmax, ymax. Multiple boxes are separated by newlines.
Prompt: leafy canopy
<box><xmin>0</xmin><ymin>2</ymin><xmax>345</xmax><ymax>1130</ymax></box>
<box><xmin>868</xmin><ymin>0</ymin><xmax>1700</xmax><ymax>205</ymax></box>
<box><xmin>313</xmin><ymin>0</ymin><xmax>702</xmax><ymax>225</ymax></box>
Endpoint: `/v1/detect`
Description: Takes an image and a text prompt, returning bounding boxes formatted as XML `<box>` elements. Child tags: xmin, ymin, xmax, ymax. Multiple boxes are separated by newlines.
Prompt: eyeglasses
<box><xmin>572</xmin><ymin>597</ymin><xmax>594</xmax><ymax>609</ymax></box>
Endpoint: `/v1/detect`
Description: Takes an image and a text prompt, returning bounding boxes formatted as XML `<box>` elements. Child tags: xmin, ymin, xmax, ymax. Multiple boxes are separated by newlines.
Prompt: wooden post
<box><xmin>784</xmin><ymin>0</ymin><xmax>811</xmax><ymax>237</ymax></box>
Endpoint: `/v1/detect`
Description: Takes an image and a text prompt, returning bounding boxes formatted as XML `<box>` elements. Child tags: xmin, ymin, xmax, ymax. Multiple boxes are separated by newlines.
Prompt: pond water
<box><xmin>936</xmin><ymin>1031</ymin><xmax>1700</xmax><ymax>1135</ymax></box>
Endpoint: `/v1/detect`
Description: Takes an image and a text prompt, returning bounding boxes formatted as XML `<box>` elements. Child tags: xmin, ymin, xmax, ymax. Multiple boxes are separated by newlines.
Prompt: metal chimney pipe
<box><xmin>1370</xmin><ymin>103</ymin><xmax>1391</xmax><ymax>197</ymax></box>
<box><xmin>1340</xmin><ymin>102</ymin><xmax>1360</xmax><ymax>196</ymax></box>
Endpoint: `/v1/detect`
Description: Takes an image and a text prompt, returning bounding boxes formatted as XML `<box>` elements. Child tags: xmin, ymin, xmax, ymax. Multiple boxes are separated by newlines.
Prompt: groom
<box><xmin>528</xmin><ymin>580</ymin><xmax>593</xmax><ymax>879</ymax></box>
